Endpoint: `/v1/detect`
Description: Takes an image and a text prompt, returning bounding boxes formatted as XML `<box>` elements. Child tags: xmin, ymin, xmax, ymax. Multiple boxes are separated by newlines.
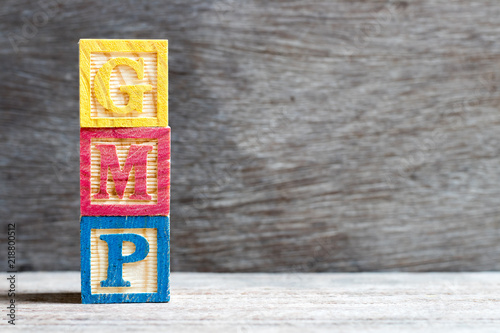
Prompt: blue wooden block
<box><xmin>80</xmin><ymin>216</ymin><xmax>170</xmax><ymax>304</ymax></box>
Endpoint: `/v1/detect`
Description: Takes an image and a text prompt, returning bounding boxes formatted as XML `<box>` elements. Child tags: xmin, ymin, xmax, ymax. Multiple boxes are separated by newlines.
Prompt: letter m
<box><xmin>93</xmin><ymin>144</ymin><xmax>153</xmax><ymax>200</ymax></box>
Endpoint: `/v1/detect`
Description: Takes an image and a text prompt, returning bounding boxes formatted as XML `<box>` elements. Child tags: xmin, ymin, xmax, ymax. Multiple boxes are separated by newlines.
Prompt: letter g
<box><xmin>94</xmin><ymin>57</ymin><xmax>152</xmax><ymax>114</ymax></box>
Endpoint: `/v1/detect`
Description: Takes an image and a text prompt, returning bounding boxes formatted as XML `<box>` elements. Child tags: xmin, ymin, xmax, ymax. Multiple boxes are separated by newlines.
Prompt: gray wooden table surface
<box><xmin>1</xmin><ymin>272</ymin><xmax>500</xmax><ymax>332</ymax></box>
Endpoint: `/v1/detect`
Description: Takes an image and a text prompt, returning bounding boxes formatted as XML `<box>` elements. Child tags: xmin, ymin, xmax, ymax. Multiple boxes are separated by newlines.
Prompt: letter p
<box><xmin>100</xmin><ymin>234</ymin><xmax>150</xmax><ymax>288</ymax></box>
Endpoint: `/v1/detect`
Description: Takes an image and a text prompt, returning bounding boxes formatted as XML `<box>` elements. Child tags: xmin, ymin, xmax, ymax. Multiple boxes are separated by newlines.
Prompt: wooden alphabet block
<box><xmin>80</xmin><ymin>127</ymin><xmax>170</xmax><ymax>216</ymax></box>
<box><xmin>81</xmin><ymin>216</ymin><xmax>170</xmax><ymax>304</ymax></box>
<box><xmin>79</xmin><ymin>39</ymin><xmax>168</xmax><ymax>128</ymax></box>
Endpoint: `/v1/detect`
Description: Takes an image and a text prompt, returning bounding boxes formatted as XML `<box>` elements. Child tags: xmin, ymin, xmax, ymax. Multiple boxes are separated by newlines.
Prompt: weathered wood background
<box><xmin>1</xmin><ymin>0</ymin><xmax>500</xmax><ymax>272</ymax></box>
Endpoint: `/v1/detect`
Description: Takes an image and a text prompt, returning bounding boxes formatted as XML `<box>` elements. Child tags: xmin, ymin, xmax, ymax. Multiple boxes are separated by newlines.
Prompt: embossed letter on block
<box><xmin>80</xmin><ymin>39</ymin><xmax>168</xmax><ymax>128</ymax></box>
<box><xmin>80</xmin><ymin>127</ymin><xmax>170</xmax><ymax>216</ymax></box>
<box><xmin>81</xmin><ymin>216</ymin><xmax>170</xmax><ymax>304</ymax></box>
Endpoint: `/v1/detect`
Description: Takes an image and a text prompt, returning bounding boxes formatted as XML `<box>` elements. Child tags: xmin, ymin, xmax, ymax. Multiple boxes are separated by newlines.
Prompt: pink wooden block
<box><xmin>80</xmin><ymin>127</ymin><xmax>170</xmax><ymax>216</ymax></box>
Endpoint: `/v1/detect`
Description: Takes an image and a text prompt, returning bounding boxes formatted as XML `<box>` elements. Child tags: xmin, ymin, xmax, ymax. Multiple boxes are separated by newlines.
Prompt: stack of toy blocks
<box><xmin>79</xmin><ymin>40</ymin><xmax>170</xmax><ymax>304</ymax></box>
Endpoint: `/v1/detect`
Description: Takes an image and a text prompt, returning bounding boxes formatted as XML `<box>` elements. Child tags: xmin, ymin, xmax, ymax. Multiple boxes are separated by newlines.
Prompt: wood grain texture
<box><xmin>90</xmin><ymin>52</ymin><xmax>158</xmax><ymax>118</ymax></box>
<box><xmin>2</xmin><ymin>1</ymin><xmax>500</xmax><ymax>271</ymax></box>
<box><xmin>90</xmin><ymin>228</ymin><xmax>158</xmax><ymax>294</ymax></box>
<box><xmin>80</xmin><ymin>216</ymin><xmax>170</xmax><ymax>303</ymax></box>
<box><xmin>79</xmin><ymin>39</ymin><xmax>168</xmax><ymax>127</ymax></box>
<box><xmin>80</xmin><ymin>127</ymin><xmax>170</xmax><ymax>216</ymax></box>
<box><xmin>2</xmin><ymin>272</ymin><xmax>500</xmax><ymax>331</ymax></box>
<box><xmin>90</xmin><ymin>138</ymin><xmax>159</xmax><ymax>205</ymax></box>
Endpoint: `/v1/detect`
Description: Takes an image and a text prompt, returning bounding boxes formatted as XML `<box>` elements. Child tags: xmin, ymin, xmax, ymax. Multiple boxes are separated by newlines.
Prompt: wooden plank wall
<box><xmin>1</xmin><ymin>0</ymin><xmax>500</xmax><ymax>271</ymax></box>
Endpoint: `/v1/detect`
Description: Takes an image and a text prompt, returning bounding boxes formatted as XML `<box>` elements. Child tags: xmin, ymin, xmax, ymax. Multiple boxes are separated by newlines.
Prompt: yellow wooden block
<box><xmin>79</xmin><ymin>39</ymin><xmax>168</xmax><ymax>127</ymax></box>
